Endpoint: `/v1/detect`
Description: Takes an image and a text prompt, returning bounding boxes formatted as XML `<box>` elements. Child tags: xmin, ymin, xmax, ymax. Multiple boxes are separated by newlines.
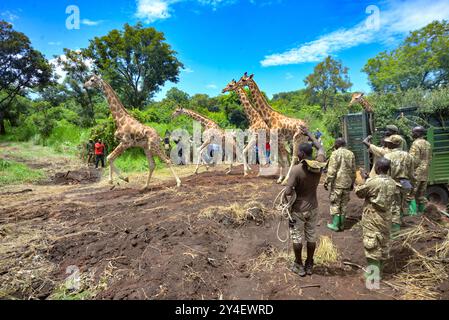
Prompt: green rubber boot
<box><xmin>339</xmin><ymin>215</ymin><xmax>345</xmax><ymax>231</ymax></box>
<box><xmin>364</xmin><ymin>259</ymin><xmax>382</xmax><ymax>280</ymax></box>
<box><xmin>418</xmin><ymin>203</ymin><xmax>426</xmax><ymax>216</ymax></box>
<box><xmin>408</xmin><ymin>200</ymin><xmax>417</xmax><ymax>216</ymax></box>
<box><xmin>327</xmin><ymin>215</ymin><xmax>341</xmax><ymax>232</ymax></box>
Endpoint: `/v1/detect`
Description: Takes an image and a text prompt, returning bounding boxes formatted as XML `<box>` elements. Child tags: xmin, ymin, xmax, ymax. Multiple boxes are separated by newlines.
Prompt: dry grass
<box><xmin>0</xmin><ymin>223</ymin><xmax>57</xmax><ymax>299</ymax></box>
<box><xmin>199</xmin><ymin>201</ymin><xmax>273</xmax><ymax>225</ymax></box>
<box><xmin>314</xmin><ymin>236</ymin><xmax>340</xmax><ymax>266</ymax></box>
<box><xmin>386</xmin><ymin>220</ymin><xmax>449</xmax><ymax>300</ymax></box>
<box><xmin>248</xmin><ymin>236</ymin><xmax>341</xmax><ymax>273</ymax></box>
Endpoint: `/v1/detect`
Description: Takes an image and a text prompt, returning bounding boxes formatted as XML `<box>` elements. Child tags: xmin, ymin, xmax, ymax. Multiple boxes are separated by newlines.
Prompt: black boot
<box><xmin>291</xmin><ymin>243</ymin><xmax>306</xmax><ymax>277</ymax></box>
<box><xmin>305</xmin><ymin>242</ymin><xmax>316</xmax><ymax>276</ymax></box>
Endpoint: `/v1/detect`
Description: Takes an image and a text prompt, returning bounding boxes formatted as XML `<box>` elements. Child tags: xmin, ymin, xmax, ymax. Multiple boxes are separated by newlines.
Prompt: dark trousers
<box><xmin>95</xmin><ymin>155</ymin><xmax>105</xmax><ymax>168</ymax></box>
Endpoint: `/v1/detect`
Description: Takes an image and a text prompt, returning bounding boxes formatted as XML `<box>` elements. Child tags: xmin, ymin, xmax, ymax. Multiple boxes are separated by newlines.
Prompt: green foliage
<box><xmin>84</xmin><ymin>23</ymin><xmax>183</xmax><ymax>109</ymax></box>
<box><xmin>364</xmin><ymin>20</ymin><xmax>449</xmax><ymax>92</ymax></box>
<box><xmin>0</xmin><ymin>159</ymin><xmax>44</xmax><ymax>186</ymax></box>
<box><xmin>0</xmin><ymin>20</ymin><xmax>53</xmax><ymax>134</ymax></box>
<box><xmin>304</xmin><ymin>56</ymin><xmax>352</xmax><ymax>111</ymax></box>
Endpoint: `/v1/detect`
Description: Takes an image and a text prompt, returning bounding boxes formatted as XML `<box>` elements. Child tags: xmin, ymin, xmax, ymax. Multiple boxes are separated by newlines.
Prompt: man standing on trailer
<box><xmin>408</xmin><ymin>126</ymin><xmax>432</xmax><ymax>215</ymax></box>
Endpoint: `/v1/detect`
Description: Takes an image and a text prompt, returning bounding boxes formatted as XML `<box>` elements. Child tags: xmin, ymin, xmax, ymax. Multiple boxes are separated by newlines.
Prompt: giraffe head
<box><xmin>171</xmin><ymin>106</ymin><xmax>185</xmax><ymax>119</ymax></box>
<box><xmin>350</xmin><ymin>92</ymin><xmax>364</xmax><ymax>106</ymax></box>
<box><xmin>84</xmin><ymin>74</ymin><xmax>103</xmax><ymax>89</ymax></box>
<box><xmin>222</xmin><ymin>79</ymin><xmax>239</xmax><ymax>93</ymax></box>
<box><xmin>236</xmin><ymin>72</ymin><xmax>254</xmax><ymax>88</ymax></box>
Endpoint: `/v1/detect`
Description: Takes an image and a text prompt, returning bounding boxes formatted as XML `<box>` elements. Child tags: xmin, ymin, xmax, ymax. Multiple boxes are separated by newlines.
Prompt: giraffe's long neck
<box><xmin>247</xmin><ymin>80</ymin><xmax>277</xmax><ymax>127</ymax></box>
<box><xmin>100</xmin><ymin>80</ymin><xmax>131</xmax><ymax>127</ymax></box>
<box><xmin>235</xmin><ymin>87</ymin><xmax>265</xmax><ymax>127</ymax></box>
<box><xmin>360</xmin><ymin>98</ymin><xmax>373</xmax><ymax>113</ymax></box>
<box><xmin>180</xmin><ymin>109</ymin><xmax>218</xmax><ymax>129</ymax></box>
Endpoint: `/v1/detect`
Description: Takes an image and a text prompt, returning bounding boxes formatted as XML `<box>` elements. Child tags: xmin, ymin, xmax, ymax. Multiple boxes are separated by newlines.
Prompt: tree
<box><xmin>56</xmin><ymin>49</ymin><xmax>97</xmax><ymax>127</ymax></box>
<box><xmin>0</xmin><ymin>21</ymin><xmax>53</xmax><ymax>134</ymax></box>
<box><xmin>304</xmin><ymin>56</ymin><xmax>352</xmax><ymax>111</ymax></box>
<box><xmin>364</xmin><ymin>20</ymin><xmax>449</xmax><ymax>93</ymax></box>
<box><xmin>165</xmin><ymin>87</ymin><xmax>190</xmax><ymax>106</ymax></box>
<box><xmin>85</xmin><ymin>23</ymin><xmax>183</xmax><ymax>109</ymax></box>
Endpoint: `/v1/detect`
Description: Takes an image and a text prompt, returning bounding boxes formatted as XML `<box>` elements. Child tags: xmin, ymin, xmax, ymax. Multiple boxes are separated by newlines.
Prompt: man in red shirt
<box><xmin>95</xmin><ymin>139</ymin><xmax>106</xmax><ymax>169</ymax></box>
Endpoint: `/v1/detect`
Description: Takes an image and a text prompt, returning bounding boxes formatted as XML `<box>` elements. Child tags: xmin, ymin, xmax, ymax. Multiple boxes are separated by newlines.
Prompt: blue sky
<box><xmin>2</xmin><ymin>0</ymin><xmax>449</xmax><ymax>101</ymax></box>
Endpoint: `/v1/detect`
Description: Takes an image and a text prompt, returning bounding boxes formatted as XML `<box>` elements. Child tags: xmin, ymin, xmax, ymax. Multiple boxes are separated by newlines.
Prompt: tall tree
<box><xmin>304</xmin><ymin>56</ymin><xmax>352</xmax><ymax>111</ymax></box>
<box><xmin>0</xmin><ymin>21</ymin><xmax>53</xmax><ymax>134</ymax></box>
<box><xmin>364</xmin><ymin>20</ymin><xmax>449</xmax><ymax>93</ymax></box>
<box><xmin>84</xmin><ymin>23</ymin><xmax>183</xmax><ymax>109</ymax></box>
<box><xmin>56</xmin><ymin>49</ymin><xmax>97</xmax><ymax>126</ymax></box>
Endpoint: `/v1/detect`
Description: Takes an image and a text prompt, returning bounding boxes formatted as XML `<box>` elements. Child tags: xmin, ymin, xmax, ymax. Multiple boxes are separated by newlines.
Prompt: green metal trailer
<box><xmin>343</xmin><ymin>109</ymin><xmax>449</xmax><ymax>205</ymax></box>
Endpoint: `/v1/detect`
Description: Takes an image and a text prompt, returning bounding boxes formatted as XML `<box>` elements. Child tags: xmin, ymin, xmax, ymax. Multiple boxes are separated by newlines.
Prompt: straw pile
<box><xmin>385</xmin><ymin>218</ymin><xmax>449</xmax><ymax>300</ymax></box>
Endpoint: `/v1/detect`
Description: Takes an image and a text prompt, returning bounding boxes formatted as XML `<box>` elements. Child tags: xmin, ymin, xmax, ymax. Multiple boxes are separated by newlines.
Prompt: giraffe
<box><xmin>350</xmin><ymin>92</ymin><xmax>374</xmax><ymax>112</ymax></box>
<box><xmin>83</xmin><ymin>75</ymin><xmax>181</xmax><ymax>189</ymax></box>
<box><xmin>222</xmin><ymin>79</ymin><xmax>279</xmax><ymax>177</ymax></box>
<box><xmin>350</xmin><ymin>92</ymin><xmax>375</xmax><ymax>135</ymax></box>
<box><xmin>171</xmin><ymin>107</ymin><xmax>235</xmax><ymax>175</ymax></box>
<box><xmin>237</xmin><ymin>73</ymin><xmax>308</xmax><ymax>184</ymax></box>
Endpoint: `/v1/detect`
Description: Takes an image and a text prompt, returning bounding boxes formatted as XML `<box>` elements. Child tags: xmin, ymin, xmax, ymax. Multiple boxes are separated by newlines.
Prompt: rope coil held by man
<box><xmin>273</xmin><ymin>187</ymin><xmax>297</xmax><ymax>243</ymax></box>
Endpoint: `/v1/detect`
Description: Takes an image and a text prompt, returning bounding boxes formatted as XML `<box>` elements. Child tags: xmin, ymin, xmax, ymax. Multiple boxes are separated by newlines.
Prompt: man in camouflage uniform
<box><xmin>285</xmin><ymin>128</ymin><xmax>326</xmax><ymax>277</ymax></box>
<box><xmin>363</xmin><ymin>136</ymin><xmax>392</xmax><ymax>178</ymax></box>
<box><xmin>408</xmin><ymin>126</ymin><xmax>432</xmax><ymax>215</ymax></box>
<box><xmin>385</xmin><ymin>125</ymin><xmax>407</xmax><ymax>151</ymax></box>
<box><xmin>325</xmin><ymin>138</ymin><xmax>356</xmax><ymax>232</ymax></box>
<box><xmin>355</xmin><ymin>158</ymin><xmax>397</xmax><ymax>279</ymax></box>
<box><xmin>384</xmin><ymin>135</ymin><xmax>415</xmax><ymax>233</ymax></box>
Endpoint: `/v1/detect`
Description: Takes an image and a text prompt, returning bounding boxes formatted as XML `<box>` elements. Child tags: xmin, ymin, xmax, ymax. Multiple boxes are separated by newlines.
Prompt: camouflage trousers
<box><xmin>408</xmin><ymin>181</ymin><xmax>428</xmax><ymax>206</ymax></box>
<box><xmin>289</xmin><ymin>208</ymin><xmax>318</xmax><ymax>244</ymax></box>
<box><xmin>362</xmin><ymin>207</ymin><xmax>391</xmax><ymax>261</ymax></box>
<box><xmin>391</xmin><ymin>186</ymin><xmax>410</xmax><ymax>225</ymax></box>
<box><xmin>329</xmin><ymin>188</ymin><xmax>351</xmax><ymax>217</ymax></box>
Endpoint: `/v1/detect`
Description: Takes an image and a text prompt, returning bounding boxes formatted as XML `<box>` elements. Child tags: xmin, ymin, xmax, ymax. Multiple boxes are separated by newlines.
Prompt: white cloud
<box><xmin>206</xmin><ymin>84</ymin><xmax>218</xmax><ymax>89</ymax></box>
<box><xmin>81</xmin><ymin>19</ymin><xmax>103</xmax><ymax>26</ymax></box>
<box><xmin>183</xmin><ymin>67</ymin><xmax>194</xmax><ymax>73</ymax></box>
<box><xmin>261</xmin><ymin>0</ymin><xmax>449</xmax><ymax>67</ymax></box>
<box><xmin>50</xmin><ymin>53</ymin><xmax>95</xmax><ymax>84</ymax></box>
<box><xmin>1</xmin><ymin>10</ymin><xmax>19</xmax><ymax>23</ymax></box>
<box><xmin>48</xmin><ymin>41</ymin><xmax>62</xmax><ymax>46</ymax></box>
<box><xmin>135</xmin><ymin>0</ymin><xmax>236</xmax><ymax>23</ymax></box>
<box><xmin>50</xmin><ymin>56</ymin><xmax>68</xmax><ymax>84</ymax></box>
<box><xmin>285</xmin><ymin>72</ymin><xmax>294</xmax><ymax>80</ymax></box>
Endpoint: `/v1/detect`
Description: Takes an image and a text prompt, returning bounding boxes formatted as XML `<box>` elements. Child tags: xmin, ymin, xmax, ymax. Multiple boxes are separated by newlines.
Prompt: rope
<box><xmin>273</xmin><ymin>188</ymin><xmax>297</xmax><ymax>243</ymax></box>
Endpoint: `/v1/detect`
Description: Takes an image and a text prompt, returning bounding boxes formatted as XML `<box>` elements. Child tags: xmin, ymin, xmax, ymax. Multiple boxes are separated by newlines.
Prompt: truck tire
<box><xmin>427</xmin><ymin>185</ymin><xmax>449</xmax><ymax>205</ymax></box>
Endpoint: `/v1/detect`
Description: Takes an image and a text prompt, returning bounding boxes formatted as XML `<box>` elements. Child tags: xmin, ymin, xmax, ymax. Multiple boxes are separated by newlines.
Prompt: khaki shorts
<box><xmin>289</xmin><ymin>208</ymin><xmax>318</xmax><ymax>244</ymax></box>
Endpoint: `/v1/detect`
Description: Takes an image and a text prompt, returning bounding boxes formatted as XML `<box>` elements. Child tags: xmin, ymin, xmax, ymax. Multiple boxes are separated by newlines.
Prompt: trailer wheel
<box><xmin>427</xmin><ymin>185</ymin><xmax>449</xmax><ymax>205</ymax></box>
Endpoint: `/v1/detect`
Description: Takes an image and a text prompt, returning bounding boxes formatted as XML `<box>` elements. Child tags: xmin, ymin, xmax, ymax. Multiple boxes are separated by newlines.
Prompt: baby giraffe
<box><xmin>84</xmin><ymin>75</ymin><xmax>181</xmax><ymax>189</ymax></box>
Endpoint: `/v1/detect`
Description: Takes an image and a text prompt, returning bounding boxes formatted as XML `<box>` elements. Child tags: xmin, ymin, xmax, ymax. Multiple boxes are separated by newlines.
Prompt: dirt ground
<box><xmin>1</xmin><ymin>147</ymin><xmax>449</xmax><ymax>300</ymax></box>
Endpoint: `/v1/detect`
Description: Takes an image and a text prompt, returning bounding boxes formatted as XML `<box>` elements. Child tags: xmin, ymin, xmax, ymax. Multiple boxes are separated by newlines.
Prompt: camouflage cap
<box><xmin>386</xmin><ymin>125</ymin><xmax>399</xmax><ymax>133</ymax></box>
<box><xmin>384</xmin><ymin>134</ymin><xmax>402</xmax><ymax>146</ymax></box>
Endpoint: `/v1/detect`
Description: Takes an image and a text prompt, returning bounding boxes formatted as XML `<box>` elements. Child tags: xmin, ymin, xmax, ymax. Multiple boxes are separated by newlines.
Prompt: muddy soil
<box><xmin>1</xmin><ymin>165</ymin><xmax>448</xmax><ymax>300</ymax></box>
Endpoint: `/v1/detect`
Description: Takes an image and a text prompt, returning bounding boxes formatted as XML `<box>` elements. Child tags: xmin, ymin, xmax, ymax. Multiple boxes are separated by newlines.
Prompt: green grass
<box><xmin>0</xmin><ymin>159</ymin><xmax>45</xmax><ymax>186</ymax></box>
<box><xmin>114</xmin><ymin>148</ymin><xmax>164</xmax><ymax>173</ymax></box>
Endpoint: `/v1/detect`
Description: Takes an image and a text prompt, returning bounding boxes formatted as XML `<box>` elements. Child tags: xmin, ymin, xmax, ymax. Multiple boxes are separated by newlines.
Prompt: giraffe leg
<box><xmin>277</xmin><ymin>145</ymin><xmax>289</xmax><ymax>184</ymax></box>
<box><xmin>107</xmin><ymin>142</ymin><xmax>130</xmax><ymax>184</ymax></box>
<box><xmin>143</xmin><ymin>147</ymin><xmax>156</xmax><ymax>189</ymax></box>
<box><xmin>154</xmin><ymin>147</ymin><xmax>181</xmax><ymax>188</ymax></box>
<box><xmin>243</xmin><ymin>135</ymin><xmax>256</xmax><ymax>176</ymax></box>
<box><xmin>225</xmin><ymin>140</ymin><xmax>235</xmax><ymax>175</ymax></box>
<box><xmin>195</xmin><ymin>139</ymin><xmax>211</xmax><ymax>175</ymax></box>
